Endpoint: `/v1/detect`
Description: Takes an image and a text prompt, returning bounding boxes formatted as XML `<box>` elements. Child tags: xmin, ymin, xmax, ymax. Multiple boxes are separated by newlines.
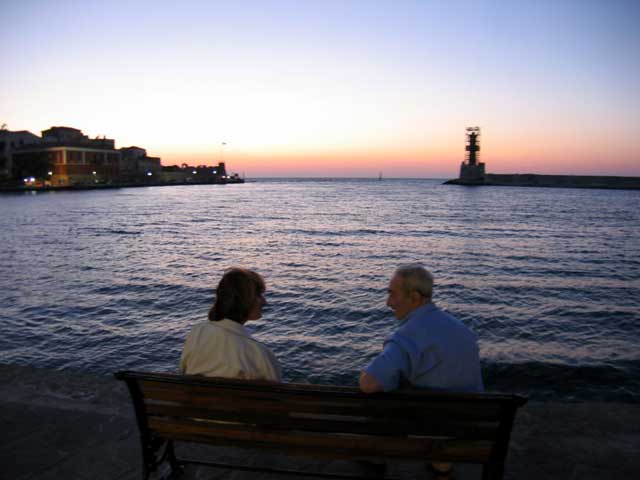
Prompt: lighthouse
<box><xmin>459</xmin><ymin>127</ymin><xmax>485</xmax><ymax>182</ymax></box>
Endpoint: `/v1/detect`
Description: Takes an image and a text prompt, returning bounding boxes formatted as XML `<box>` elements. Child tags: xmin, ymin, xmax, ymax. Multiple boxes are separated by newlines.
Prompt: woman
<box><xmin>179</xmin><ymin>268</ymin><xmax>282</xmax><ymax>381</ymax></box>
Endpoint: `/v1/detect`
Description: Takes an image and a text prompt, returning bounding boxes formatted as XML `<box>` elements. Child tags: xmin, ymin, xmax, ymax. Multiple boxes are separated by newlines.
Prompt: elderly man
<box><xmin>360</xmin><ymin>264</ymin><xmax>483</xmax><ymax>393</ymax></box>
<box><xmin>359</xmin><ymin>265</ymin><xmax>483</xmax><ymax>478</ymax></box>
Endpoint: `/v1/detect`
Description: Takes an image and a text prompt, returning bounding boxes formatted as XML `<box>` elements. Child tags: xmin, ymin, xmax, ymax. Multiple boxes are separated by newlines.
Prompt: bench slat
<box><xmin>139</xmin><ymin>382</ymin><xmax>507</xmax><ymax>421</ymax></box>
<box><xmin>137</xmin><ymin>376</ymin><xmax>518</xmax><ymax>403</ymax></box>
<box><xmin>148</xmin><ymin>416</ymin><xmax>494</xmax><ymax>463</ymax></box>
<box><xmin>133</xmin><ymin>372</ymin><xmax>523</xmax><ymax>404</ymax></box>
<box><xmin>144</xmin><ymin>403</ymin><xmax>499</xmax><ymax>439</ymax></box>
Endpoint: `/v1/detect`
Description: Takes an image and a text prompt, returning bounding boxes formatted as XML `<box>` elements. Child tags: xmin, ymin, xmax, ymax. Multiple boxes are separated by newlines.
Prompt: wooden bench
<box><xmin>115</xmin><ymin>371</ymin><xmax>526</xmax><ymax>480</ymax></box>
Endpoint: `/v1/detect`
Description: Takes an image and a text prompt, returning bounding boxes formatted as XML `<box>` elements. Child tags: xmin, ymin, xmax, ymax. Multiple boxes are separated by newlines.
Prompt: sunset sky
<box><xmin>2</xmin><ymin>0</ymin><xmax>639</xmax><ymax>177</ymax></box>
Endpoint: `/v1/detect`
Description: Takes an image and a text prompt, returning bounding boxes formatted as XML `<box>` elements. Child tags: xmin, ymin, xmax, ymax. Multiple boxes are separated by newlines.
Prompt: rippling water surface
<box><xmin>1</xmin><ymin>179</ymin><xmax>639</xmax><ymax>401</ymax></box>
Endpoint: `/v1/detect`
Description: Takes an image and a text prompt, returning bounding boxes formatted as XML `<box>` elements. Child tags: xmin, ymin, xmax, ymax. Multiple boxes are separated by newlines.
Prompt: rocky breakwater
<box><xmin>445</xmin><ymin>173</ymin><xmax>640</xmax><ymax>190</ymax></box>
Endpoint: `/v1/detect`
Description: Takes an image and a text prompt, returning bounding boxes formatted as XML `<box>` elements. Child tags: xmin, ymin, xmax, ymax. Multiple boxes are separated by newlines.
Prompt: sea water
<box><xmin>1</xmin><ymin>178</ymin><xmax>638</xmax><ymax>401</ymax></box>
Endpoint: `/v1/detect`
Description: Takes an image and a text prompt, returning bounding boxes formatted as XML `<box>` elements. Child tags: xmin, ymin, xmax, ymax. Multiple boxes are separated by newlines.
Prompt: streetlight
<box><xmin>219</xmin><ymin>142</ymin><xmax>226</xmax><ymax>164</ymax></box>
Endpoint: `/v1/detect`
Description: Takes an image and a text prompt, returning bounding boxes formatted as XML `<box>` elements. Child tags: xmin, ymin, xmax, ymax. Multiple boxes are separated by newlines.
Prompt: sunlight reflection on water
<box><xmin>1</xmin><ymin>179</ymin><xmax>639</xmax><ymax>400</ymax></box>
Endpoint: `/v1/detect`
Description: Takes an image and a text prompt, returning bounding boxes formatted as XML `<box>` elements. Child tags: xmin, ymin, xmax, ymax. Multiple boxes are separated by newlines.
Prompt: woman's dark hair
<box><xmin>208</xmin><ymin>268</ymin><xmax>265</xmax><ymax>323</ymax></box>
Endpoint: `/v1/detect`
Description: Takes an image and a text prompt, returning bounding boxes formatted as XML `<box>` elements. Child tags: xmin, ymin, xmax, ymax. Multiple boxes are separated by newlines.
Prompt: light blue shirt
<box><xmin>365</xmin><ymin>302</ymin><xmax>484</xmax><ymax>392</ymax></box>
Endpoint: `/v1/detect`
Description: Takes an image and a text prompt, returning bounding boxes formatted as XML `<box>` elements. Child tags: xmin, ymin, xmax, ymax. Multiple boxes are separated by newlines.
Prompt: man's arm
<box><xmin>359</xmin><ymin>341</ymin><xmax>410</xmax><ymax>393</ymax></box>
<box><xmin>359</xmin><ymin>370</ymin><xmax>384</xmax><ymax>393</ymax></box>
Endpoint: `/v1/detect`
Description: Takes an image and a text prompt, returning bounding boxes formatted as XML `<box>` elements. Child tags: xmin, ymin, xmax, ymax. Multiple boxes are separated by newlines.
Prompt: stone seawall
<box><xmin>2</xmin><ymin>363</ymin><xmax>639</xmax><ymax>479</ymax></box>
<box><xmin>445</xmin><ymin>174</ymin><xmax>640</xmax><ymax>190</ymax></box>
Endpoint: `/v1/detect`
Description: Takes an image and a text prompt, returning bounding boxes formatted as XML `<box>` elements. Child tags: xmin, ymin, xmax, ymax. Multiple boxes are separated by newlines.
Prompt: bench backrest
<box><xmin>116</xmin><ymin>371</ymin><xmax>526</xmax><ymax>472</ymax></box>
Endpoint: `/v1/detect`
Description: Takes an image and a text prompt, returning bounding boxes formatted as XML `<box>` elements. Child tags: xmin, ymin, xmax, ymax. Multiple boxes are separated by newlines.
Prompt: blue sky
<box><xmin>2</xmin><ymin>0</ymin><xmax>639</xmax><ymax>176</ymax></box>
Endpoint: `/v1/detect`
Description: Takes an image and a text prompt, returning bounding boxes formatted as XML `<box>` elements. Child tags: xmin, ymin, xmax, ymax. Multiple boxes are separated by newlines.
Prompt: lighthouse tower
<box><xmin>459</xmin><ymin>127</ymin><xmax>485</xmax><ymax>182</ymax></box>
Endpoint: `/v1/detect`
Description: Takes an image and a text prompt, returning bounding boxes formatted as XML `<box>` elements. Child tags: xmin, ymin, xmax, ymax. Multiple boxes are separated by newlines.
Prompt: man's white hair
<box><xmin>394</xmin><ymin>264</ymin><xmax>434</xmax><ymax>301</ymax></box>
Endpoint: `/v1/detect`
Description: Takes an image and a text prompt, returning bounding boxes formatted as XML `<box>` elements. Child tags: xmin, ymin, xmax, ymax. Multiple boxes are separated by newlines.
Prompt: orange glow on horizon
<box><xmin>160</xmin><ymin>146</ymin><xmax>464</xmax><ymax>178</ymax></box>
<box><xmin>157</xmin><ymin>137</ymin><xmax>639</xmax><ymax>177</ymax></box>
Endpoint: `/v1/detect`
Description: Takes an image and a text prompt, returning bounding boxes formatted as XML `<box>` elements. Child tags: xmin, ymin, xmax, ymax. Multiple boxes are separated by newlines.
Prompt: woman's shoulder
<box><xmin>245</xmin><ymin>337</ymin><xmax>281</xmax><ymax>377</ymax></box>
<box><xmin>242</xmin><ymin>331</ymin><xmax>275</xmax><ymax>353</ymax></box>
<box><xmin>190</xmin><ymin>318</ymin><xmax>240</xmax><ymax>333</ymax></box>
<box><xmin>187</xmin><ymin>320</ymin><xmax>216</xmax><ymax>334</ymax></box>
<box><xmin>240</xmin><ymin>331</ymin><xmax>279</xmax><ymax>363</ymax></box>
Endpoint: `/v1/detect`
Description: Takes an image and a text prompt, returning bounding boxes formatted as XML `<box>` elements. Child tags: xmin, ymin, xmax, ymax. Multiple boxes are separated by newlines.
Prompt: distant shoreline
<box><xmin>0</xmin><ymin>178</ymin><xmax>244</xmax><ymax>193</ymax></box>
<box><xmin>444</xmin><ymin>173</ymin><xmax>640</xmax><ymax>190</ymax></box>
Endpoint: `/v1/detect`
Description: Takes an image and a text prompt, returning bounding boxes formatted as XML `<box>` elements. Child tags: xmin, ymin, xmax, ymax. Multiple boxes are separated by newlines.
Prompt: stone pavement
<box><xmin>1</xmin><ymin>363</ymin><xmax>639</xmax><ymax>479</ymax></box>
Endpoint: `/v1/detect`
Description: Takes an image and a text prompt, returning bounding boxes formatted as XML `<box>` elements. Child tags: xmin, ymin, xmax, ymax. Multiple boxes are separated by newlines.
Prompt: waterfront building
<box><xmin>0</xmin><ymin>129</ymin><xmax>42</xmax><ymax>179</ymax></box>
<box><xmin>12</xmin><ymin>127</ymin><xmax>121</xmax><ymax>186</ymax></box>
<box><xmin>159</xmin><ymin>162</ymin><xmax>230</xmax><ymax>184</ymax></box>
<box><xmin>120</xmin><ymin>146</ymin><xmax>162</xmax><ymax>181</ymax></box>
<box><xmin>3</xmin><ymin>124</ymin><xmax>243</xmax><ymax>188</ymax></box>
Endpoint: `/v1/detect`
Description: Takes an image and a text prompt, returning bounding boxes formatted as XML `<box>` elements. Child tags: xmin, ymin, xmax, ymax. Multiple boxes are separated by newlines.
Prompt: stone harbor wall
<box><xmin>445</xmin><ymin>174</ymin><xmax>640</xmax><ymax>189</ymax></box>
<box><xmin>2</xmin><ymin>363</ymin><xmax>639</xmax><ymax>479</ymax></box>
<box><xmin>485</xmin><ymin>174</ymin><xmax>640</xmax><ymax>189</ymax></box>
